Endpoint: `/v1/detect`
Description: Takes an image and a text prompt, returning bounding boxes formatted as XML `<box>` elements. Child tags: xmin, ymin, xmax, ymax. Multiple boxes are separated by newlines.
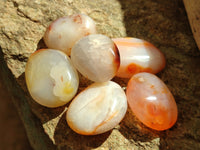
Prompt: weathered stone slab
<box><xmin>0</xmin><ymin>0</ymin><xmax>200</xmax><ymax>149</ymax></box>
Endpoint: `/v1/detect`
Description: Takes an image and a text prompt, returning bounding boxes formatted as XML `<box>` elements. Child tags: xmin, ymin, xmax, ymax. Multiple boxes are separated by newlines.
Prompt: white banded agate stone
<box><xmin>71</xmin><ymin>34</ymin><xmax>120</xmax><ymax>82</ymax></box>
<box><xmin>126</xmin><ymin>73</ymin><xmax>178</xmax><ymax>131</ymax></box>
<box><xmin>25</xmin><ymin>49</ymin><xmax>79</xmax><ymax>108</ymax></box>
<box><xmin>66</xmin><ymin>81</ymin><xmax>127</xmax><ymax>135</ymax></box>
<box><xmin>43</xmin><ymin>14</ymin><xmax>96</xmax><ymax>56</ymax></box>
<box><xmin>112</xmin><ymin>38</ymin><xmax>166</xmax><ymax>78</ymax></box>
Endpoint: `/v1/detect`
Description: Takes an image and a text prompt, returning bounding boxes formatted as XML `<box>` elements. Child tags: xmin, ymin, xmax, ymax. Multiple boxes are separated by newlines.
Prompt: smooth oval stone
<box><xmin>112</xmin><ymin>38</ymin><xmax>166</xmax><ymax>78</ymax></box>
<box><xmin>126</xmin><ymin>72</ymin><xmax>178</xmax><ymax>131</ymax></box>
<box><xmin>71</xmin><ymin>34</ymin><xmax>120</xmax><ymax>82</ymax></box>
<box><xmin>66</xmin><ymin>81</ymin><xmax>127</xmax><ymax>135</ymax></box>
<box><xmin>25</xmin><ymin>49</ymin><xmax>79</xmax><ymax>108</ymax></box>
<box><xmin>43</xmin><ymin>14</ymin><xmax>96</xmax><ymax>56</ymax></box>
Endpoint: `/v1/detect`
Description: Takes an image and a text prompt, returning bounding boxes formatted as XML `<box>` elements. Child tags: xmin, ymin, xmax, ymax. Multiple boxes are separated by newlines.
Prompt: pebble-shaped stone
<box><xmin>71</xmin><ymin>34</ymin><xmax>120</xmax><ymax>82</ymax></box>
<box><xmin>66</xmin><ymin>81</ymin><xmax>127</xmax><ymax>135</ymax></box>
<box><xmin>25</xmin><ymin>49</ymin><xmax>79</xmax><ymax>108</ymax></box>
<box><xmin>43</xmin><ymin>14</ymin><xmax>96</xmax><ymax>56</ymax></box>
<box><xmin>126</xmin><ymin>72</ymin><xmax>177</xmax><ymax>131</ymax></box>
<box><xmin>112</xmin><ymin>38</ymin><xmax>166</xmax><ymax>78</ymax></box>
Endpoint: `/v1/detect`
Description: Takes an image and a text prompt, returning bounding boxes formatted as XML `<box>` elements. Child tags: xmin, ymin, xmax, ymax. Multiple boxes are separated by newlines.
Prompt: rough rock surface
<box><xmin>0</xmin><ymin>0</ymin><xmax>200</xmax><ymax>150</ymax></box>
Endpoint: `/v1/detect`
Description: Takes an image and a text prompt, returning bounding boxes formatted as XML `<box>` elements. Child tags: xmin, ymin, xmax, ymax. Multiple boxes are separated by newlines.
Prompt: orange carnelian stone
<box><xmin>112</xmin><ymin>38</ymin><xmax>166</xmax><ymax>78</ymax></box>
<box><xmin>126</xmin><ymin>72</ymin><xmax>178</xmax><ymax>131</ymax></box>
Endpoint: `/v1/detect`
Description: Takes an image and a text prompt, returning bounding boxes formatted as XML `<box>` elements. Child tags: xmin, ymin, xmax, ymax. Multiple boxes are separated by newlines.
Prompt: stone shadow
<box><xmin>53</xmin><ymin>111</ymin><xmax>111</xmax><ymax>150</ymax></box>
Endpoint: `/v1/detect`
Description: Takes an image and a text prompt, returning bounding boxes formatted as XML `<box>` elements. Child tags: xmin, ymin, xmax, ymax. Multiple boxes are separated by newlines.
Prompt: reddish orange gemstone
<box><xmin>112</xmin><ymin>38</ymin><xmax>166</xmax><ymax>78</ymax></box>
<box><xmin>126</xmin><ymin>72</ymin><xmax>178</xmax><ymax>131</ymax></box>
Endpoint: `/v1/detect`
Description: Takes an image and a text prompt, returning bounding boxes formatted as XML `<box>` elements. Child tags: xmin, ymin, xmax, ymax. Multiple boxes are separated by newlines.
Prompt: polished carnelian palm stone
<box><xmin>126</xmin><ymin>73</ymin><xmax>178</xmax><ymax>131</ymax></box>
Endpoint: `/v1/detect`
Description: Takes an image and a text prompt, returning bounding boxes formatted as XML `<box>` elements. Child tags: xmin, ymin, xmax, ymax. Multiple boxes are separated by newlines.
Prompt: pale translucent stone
<box><xmin>113</xmin><ymin>38</ymin><xmax>166</xmax><ymax>78</ymax></box>
<box><xmin>66</xmin><ymin>81</ymin><xmax>127</xmax><ymax>135</ymax></box>
<box><xmin>71</xmin><ymin>34</ymin><xmax>120</xmax><ymax>82</ymax></box>
<box><xmin>43</xmin><ymin>14</ymin><xmax>96</xmax><ymax>55</ymax></box>
<box><xmin>25</xmin><ymin>49</ymin><xmax>79</xmax><ymax>108</ymax></box>
<box><xmin>126</xmin><ymin>72</ymin><xmax>178</xmax><ymax>131</ymax></box>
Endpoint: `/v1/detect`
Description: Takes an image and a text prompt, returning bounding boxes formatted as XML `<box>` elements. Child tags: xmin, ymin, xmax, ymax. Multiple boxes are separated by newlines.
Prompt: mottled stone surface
<box><xmin>0</xmin><ymin>0</ymin><xmax>200</xmax><ymax>150</ymax></box>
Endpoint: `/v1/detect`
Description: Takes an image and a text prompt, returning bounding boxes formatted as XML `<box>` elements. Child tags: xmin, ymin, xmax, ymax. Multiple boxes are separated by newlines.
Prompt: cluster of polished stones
<box><xmin>25</xmin><ymin>13</ymin><xmax>178</xmax><ymax>135</ymax></box>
